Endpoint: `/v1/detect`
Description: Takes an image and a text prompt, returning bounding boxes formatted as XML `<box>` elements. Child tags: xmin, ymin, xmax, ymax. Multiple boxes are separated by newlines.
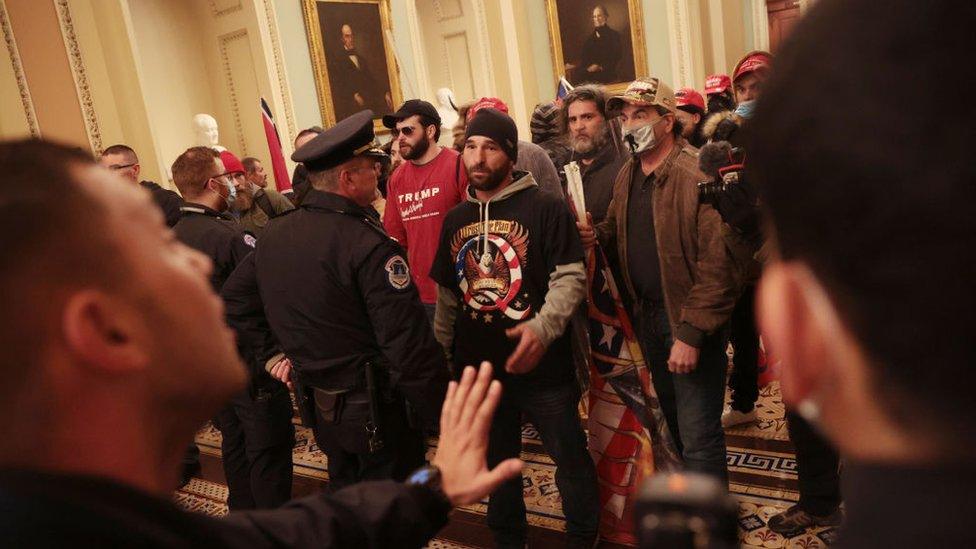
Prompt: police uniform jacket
<box><xmin>251</xmin><ymin>188</ymin><xmax>449</xmax><ymax>427</ymax></box>
<box><xmin>173</xmin><ymin>203</ymin><xmax>255</xmax><ymax>291</ymax></box>
<box><xmin>174</xmin><ymin>203</ymin><xmax>274</xmax><ymax>388</ymax></box>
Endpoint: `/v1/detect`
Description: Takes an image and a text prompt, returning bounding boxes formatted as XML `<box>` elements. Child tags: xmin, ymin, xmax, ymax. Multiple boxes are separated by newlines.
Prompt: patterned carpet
<box><xmin>180</xmin><ymin>381</ymin><xmax>839</xmax><ymax>547</ymax></box>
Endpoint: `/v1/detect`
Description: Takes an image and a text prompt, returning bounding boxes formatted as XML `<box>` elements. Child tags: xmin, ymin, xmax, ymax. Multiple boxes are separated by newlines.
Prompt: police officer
<box><xmin>171</xmin><ymin>146</ymin><xmax>295</xmax><ymax>510</ymax></box>
<box><xmin>225</xmin><ymin>111</ymin><xmax>450</xmax><ymax>490</ymax></box>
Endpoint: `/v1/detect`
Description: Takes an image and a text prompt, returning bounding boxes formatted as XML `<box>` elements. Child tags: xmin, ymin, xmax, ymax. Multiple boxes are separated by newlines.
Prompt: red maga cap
<box><xmin>704</xmin><ymin>74</ymin><xmax>732</xmax><ymax>95</ymax></box>
<box><xmin>675</xmin><ymin>87</ymin><xmax>706</xmax><ymax>111</ymax></box>
<box><xmin>732</xmin><ymin>51</ymin><xmax>772</xmax><ymax>82</ymax></box>
<box><xmin>467</xmin><ymin>97</ymin><xmax>509</xmax><ymax>121</ymax></box>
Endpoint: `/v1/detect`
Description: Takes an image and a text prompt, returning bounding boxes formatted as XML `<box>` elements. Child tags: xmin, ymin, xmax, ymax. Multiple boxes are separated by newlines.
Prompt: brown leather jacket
<box><xmin>595</xmin><ymin>138</ymin><xmax>739</xmax><ymax>346</ymax></box>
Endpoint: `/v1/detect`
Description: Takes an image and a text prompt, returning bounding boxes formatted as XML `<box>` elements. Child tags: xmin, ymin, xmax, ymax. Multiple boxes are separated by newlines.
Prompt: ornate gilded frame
<box><xmin>544</xmin><ymin>0</ymin><xmax>648</xmax><ymax>94</ymax></box>
<box><xmin>301</xmin><ymin>0</ymin><xmax>401</xmax><ymax>132</ymax></box>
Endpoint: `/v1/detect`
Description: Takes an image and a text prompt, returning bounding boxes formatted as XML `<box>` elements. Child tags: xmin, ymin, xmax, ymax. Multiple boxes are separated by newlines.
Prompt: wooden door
<box><xmin>767</xmin><ymin>0</ymin><xmax>803</xmax><ymax>52</ymax></box>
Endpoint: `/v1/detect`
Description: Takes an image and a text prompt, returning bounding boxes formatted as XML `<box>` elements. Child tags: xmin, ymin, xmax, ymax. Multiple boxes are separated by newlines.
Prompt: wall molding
<box><xmin>498</xmin><ymin>0</ymin><xmax>526</xmax><ymax>128</ymax></box>
<box><xmin>666</xmin><ymin>0</ymin><xmax>693</xmax><ymax>88</ymax></box>
<box><xmin>440</xmin><ymin>37</ymin><xmax>454</xmax><ymax>91</ymax></box>
<box><xmin>432</xmin><ymin>0</ymin><xmax>462</xmax><ymax>21</ymax></box>
<box><xmin>751</xmin><ymin>0</ymin><xmax>770</xmax><ymax>51</ymax></box>
<box><xmin>0</xmin><ymin>0</ymin><xmax>39</xmax><ymax>137</ymax></box>
<box><xmin>260</xmin><ymin>0</ymin><xmax>296</xmax><ymax>142</ymax></box>
<box><xmin>218</xmin><ymin>29</ymin><xmax>249</xmax><ymax>156</ymax></box>
<box><xmin>54</xmin><ymin>0</ymin><xmax>102</xmax><ymax>151</ymax></box>
<box><xmin>706</xmin><ymin>0</ymin><xmax>727</xmax><ymax>75</ymax></box>
<box><xmin>470</xmin><ymin>0</ymin><xmax>495</xmax><ymax>93</ymax></box>
<box><xmin>403</xmin><ymin>1</ymin><xmax>432</xmax><ymax>100</ymax></box>
<box><xmin>208</xmin><ymin>0</ymin><xmax>243</xmax><ymax>18</ymax></box>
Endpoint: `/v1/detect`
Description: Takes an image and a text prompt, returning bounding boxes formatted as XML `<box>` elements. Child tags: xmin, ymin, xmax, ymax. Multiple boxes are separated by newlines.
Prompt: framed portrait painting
<box><xmin>545</xmin><ymin>0</ymin><xmax>648</xmax><ymax>93</ymax></box>
<box><xmin>301</xmin><ymin>0</ymin><xmax>402</xmax><ymax>131</ymax></box>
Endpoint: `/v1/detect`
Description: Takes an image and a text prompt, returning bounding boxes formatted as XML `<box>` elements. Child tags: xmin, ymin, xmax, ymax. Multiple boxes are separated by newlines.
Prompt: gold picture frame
<box><xmin>545</xmin><ymin>0</ymin><xmax>648</xmax><ymax>94</ymax></box>
<box><xmin>301</xmin><ymin>0</ymin><xmax>402</xmax><ymax>133</ymax></box>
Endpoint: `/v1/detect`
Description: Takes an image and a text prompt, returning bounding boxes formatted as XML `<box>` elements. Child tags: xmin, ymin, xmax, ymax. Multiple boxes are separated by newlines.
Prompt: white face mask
<box><xmin>621</xmin><ymin>117</ymin><xmax>665</xmax><ymax>155</ymax></box>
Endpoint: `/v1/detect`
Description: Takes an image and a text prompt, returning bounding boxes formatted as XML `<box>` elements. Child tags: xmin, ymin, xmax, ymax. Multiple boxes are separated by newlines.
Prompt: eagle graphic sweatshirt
<box><xmin>430</xmin><ymin>171</ymin><xmax>586</xmax><ymax>385</ymax></box>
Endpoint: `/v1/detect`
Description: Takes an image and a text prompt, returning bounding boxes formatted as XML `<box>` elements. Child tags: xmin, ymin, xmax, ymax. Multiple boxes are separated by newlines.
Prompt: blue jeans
<box><xmin>486</xmin><ymin>380</ymin><xmax>599</xmax><ymax>547</ymax></box>
<box><xmin>637</xmin><ymin>301</ymin><xmax>729</xmax><ymax>482</ymax></box>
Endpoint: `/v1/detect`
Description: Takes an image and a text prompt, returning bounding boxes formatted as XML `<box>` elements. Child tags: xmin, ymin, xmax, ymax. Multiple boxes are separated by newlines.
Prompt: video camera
<box><xmin>635</xmin><ymin>472</ymin><xmax>739</xmax><ymax>549</ymax></box>
<box><xmin>697</xmin><ymin>142</ymin><xmax>746</xmax><ymax>207</ymax></box>
<box><xmin>697</xmin><ymin>141</ymin><xmax>760</xmax><ymax>241</ymax></box>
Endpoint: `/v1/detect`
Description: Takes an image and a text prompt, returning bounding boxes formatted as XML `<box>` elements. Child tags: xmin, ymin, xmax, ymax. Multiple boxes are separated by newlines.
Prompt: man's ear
<box><xmin>426</xmin><ymin>124</ymin><xmax>437</xmax><ymax>142</ymax></box>
<box><xmin>61</xmin><ymin>290</ymin><xmax>150</xmax><ymax>375</ymax></box>
<box><xmin>337</xmin><ymin>166</ymin><xmax>354</xmax><ymax>193</ymax></box>
<box><xmin>132</xmin><ymin>163</ymin><xmax>141</xmax><ymax>179</ymax></box>
<box><xmin>662</xmin><ymin>114</ymin><xmax>675</xmax><ymax>136</ymax></box>
<box><xmin>757</xmin><ymin>262</ymin><xmax>841</xmax><ymax>407</ymax></box>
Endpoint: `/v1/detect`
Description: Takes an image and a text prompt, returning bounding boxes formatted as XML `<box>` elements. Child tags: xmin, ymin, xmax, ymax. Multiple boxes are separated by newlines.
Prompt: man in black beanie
<box><xmin>431</xmin><ymin>108</ymin><xmax>600</xmax><ymax>548</ymax></box>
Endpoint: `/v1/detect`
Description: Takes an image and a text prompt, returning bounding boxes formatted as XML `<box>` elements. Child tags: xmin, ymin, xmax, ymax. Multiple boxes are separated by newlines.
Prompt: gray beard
<box><xmin>572</xmin><ymin>128</ymin><xmax>609</xmax><ymax>157</ymax></box>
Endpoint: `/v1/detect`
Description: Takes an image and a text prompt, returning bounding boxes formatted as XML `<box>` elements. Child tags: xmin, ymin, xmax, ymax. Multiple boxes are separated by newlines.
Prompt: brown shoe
<box><xmin>767</xmin><ymin>504</ymin><xmax>842</xmax><ymax>537</ymax></box>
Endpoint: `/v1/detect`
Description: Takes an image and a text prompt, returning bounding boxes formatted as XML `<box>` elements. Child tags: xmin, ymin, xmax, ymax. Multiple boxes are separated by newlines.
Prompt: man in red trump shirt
<box><xmin>382</xmin><ymin>99</ymin><xmax>468</xmax><ymax>320</ymax></box>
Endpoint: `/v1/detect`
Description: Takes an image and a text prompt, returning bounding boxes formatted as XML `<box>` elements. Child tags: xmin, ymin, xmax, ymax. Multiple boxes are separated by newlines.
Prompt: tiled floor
<box><xmin>180</xmin><ymin>381</ymin><xmax>838</xmax><ymax>547</ymax></box>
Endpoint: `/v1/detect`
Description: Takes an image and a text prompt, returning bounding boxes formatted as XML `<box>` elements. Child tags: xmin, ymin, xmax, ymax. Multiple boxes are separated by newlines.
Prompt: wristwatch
<box><xmin>406</xmin><ymin>465</ymin><xmax>450</xmax><ymax>506</ymax></box>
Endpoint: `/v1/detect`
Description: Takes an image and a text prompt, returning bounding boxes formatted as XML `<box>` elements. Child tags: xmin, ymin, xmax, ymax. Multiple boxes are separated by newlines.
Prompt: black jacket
<box><xmin>0</xmin><ymin>469</ymin><xmax>450</xmax><ymax>548</ymax></box>
<box><xmin>579</xmin><ymin>140</ymin><xmax>627</xmax><ymax>225</ymax></box>
<box><xmin>229</xmin><ymin>189</ymin><xmax>449</xmax><ymax>428</ymax></box>
<box><xmin>141</xmin><ymin>180</ymin><xmax>183</xmax><ymax>227</ymax></box>
<box><xmin>173</xmin><ymin>203</ymin><xmax>255</xmax><ymax>292</ymax></box>
<box><xmin>834</xmin><ymin>462</ymin><xmax>976</xmax><ymax>548</ymax></box>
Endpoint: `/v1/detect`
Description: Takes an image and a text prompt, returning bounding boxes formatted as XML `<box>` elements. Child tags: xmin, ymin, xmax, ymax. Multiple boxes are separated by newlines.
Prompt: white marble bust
<box><xmin>192</xmin><ymin>113</ymin><xmax>226</xmax><ymax>152</ymax></box>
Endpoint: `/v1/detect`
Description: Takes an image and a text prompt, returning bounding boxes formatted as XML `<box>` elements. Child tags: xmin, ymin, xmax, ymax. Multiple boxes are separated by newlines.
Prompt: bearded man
<box><xmin>431</xmin><ymin>108</ymin><xmax>599</xmax><ymax>548</ymax></box>
<box><xmin>382</xmin><ymin>99</ymin><xmax>468</xmax><ymax>320</ymax></box>
<box><xmin>558</xmin><ymin>84</ymin><xmax>626</xmax><ymax>223</ymax></box>
<box><xmin>578</xmin><ymin>77</ymin><xmax>738</xmax><ymax>482</ymax></box>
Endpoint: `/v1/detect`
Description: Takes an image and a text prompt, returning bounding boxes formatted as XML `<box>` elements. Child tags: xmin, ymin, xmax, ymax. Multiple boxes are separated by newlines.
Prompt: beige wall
<box><xmin>0</xmin><ymin>1</ymin><xmax>33</xmax><ymax>139</ymax></box>
<box><xmin>4</xmin><ymin>0</ymin><xmax>88</xmax><ymax>147</ymax></box>
<box><xmin>1</xmin><ymin>0</ymin><xmax>772</xmax><ymax>180</ymax></box>
<box><xmin>128</xmin><ymin>0</ymin><xmax>217</xmax><ymax>180</ymax></box>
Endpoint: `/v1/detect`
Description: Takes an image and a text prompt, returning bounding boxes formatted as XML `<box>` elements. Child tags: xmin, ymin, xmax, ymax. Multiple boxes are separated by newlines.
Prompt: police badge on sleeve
<box><xmin>385</xmin><ymin>255</ymin><xmax>411</xmax><ymax>290</ymax></box>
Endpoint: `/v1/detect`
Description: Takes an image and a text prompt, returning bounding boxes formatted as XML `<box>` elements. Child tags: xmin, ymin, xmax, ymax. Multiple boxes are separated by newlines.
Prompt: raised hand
<box><xmin>432</xmin><ymin>362</ymin><xmax>523</xmax><ymax>506</ymax></box>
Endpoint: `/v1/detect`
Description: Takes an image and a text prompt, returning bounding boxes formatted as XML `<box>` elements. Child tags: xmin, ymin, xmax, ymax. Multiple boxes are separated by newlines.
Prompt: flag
<box><xmin>584</xmin><ymin>242</ymin><xmax>682</xmax><ymax>544</ymax></box>
<box><xmin>757</xmin><ymin>338</ymin><xmax>779</xmax><ymax>387</ymax></box>
<box><xmin>261</xmin><ymin>98</ymin><xmax>292</xmax><ymax>194</ymax></box>
<box><xmin>556</xmin><ymin>76</ymin><xmax>574</xmax><ymax>100</ymax></box>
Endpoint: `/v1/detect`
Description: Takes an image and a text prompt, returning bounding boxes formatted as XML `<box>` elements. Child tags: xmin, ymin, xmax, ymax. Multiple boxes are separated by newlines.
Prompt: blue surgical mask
<box><xmin>734</xmin><ymin>100</ymin><xmax>757</xmax><ymax>119</ymax></box>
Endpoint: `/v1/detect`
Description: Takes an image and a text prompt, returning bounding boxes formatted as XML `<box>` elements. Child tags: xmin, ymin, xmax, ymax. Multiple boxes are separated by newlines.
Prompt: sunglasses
<box><xmin>391</xmin><ymin>126</ymin><xmax>418</xmax><ymax>138</ymax></box>
<box><xmin>108</xmin><ymin>162</ymin><xmax>137</xmax><ymax>171</ymax></box>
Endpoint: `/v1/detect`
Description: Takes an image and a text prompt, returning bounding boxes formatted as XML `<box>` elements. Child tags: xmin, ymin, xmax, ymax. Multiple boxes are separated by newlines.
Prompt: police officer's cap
<box><xmin>291</xmin><ymin>110</ymin><xmax>386</xmax><ymax>172</ymax></box>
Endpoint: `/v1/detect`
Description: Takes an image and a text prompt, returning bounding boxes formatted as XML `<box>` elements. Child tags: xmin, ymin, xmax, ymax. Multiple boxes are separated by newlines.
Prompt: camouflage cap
<box><xmin>607</xmin><ymin>77</ymin><xmax>677</xmax><ymax>114</ymax></box>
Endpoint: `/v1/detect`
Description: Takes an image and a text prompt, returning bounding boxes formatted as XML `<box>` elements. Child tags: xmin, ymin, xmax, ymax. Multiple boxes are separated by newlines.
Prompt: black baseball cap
<box><xmin>291</xmin><ymin>110</ymin><xmax>385</xmax><ymax>172</ymax></box>
<box><xmin>382</xmin><ymin>99</ymin><xmax>440</xmax><ymax>129</ymax></box>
